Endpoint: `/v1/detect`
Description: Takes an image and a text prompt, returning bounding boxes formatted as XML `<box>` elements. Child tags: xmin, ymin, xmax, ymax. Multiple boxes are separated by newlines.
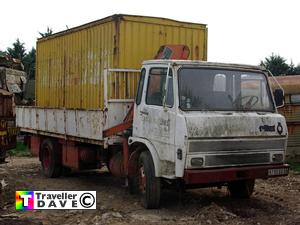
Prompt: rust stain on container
<box><xmin>269</xmin><ymin>75</ymin><xmax>300</xmax><ymax>94</ymax></box>
<box><xmin>36</xmin><ymin>14</ymin><xmax>208</xmax><ymax>110</ymax></box>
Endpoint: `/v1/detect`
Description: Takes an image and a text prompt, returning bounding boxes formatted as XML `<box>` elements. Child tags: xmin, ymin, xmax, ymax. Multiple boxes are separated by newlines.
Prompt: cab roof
<box><xmin>143</xmin><ymin>60</ymin><xmax>266</xmax><ymax>72</ymax></box>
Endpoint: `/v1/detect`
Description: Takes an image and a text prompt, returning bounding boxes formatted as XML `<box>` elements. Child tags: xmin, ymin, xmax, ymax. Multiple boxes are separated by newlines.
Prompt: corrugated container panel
<box><xmin>115</xmin><ymin>15</ymin><xmax>207</xmax><ymax>100</ymax></box>
<box><xmin>287</xmin><ymin>125</ymin><xmax>300</xmax><ymax>147</ymax></box>
<box><xmin>36</xmin><ymin>21</ymin><xmax>115</xmax><ymax>109</ymax></box>
<box><xmin>118</xmin><ymin>15</ymin><xmax>207</xmax><ymax>69</ymax></box>
<box><xmin>36</xmin><ymin>14</ymin><xmax>207</xmax><ymax>109</ymax></box>
<box><xmin>278</xmin><ymin>105</ymin><xmax>300</xmax><ymax>123</ymax></box>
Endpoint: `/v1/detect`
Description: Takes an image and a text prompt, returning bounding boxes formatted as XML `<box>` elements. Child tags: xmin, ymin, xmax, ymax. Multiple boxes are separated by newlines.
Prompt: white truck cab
<box><xmin>128</xmin><ymin>60</ymin><xmax>289</xmax><ymax>208</ymax></box>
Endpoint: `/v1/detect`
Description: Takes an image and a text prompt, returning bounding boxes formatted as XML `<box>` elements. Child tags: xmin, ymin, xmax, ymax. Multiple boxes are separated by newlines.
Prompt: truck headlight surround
<box><xmin>191</xmin><ymin>157</ymin><xmax>204</xmax><ymax>167</ymax></box>
<box><xmin>272</xmin><ymin>153</ymin><xmax>283</xmax><ymax>163</ymax></box>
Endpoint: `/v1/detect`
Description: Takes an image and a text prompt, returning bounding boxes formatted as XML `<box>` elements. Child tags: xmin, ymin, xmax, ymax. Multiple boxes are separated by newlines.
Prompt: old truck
<box><xmin>16</xmin><ymin>14</ymin><xmax>289</xmax><ymax>208</ymax></box>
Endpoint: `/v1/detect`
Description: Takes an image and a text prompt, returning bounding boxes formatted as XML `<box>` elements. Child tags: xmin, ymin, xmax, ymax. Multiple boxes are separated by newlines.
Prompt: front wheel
<box><xmin>128</xmin><ymin>176</ymin><xmax>139</xmax><ymax>195</ymax></box>
<box><xmin>228</xmin><ymin>179</ymin><xmax>255</xmax><ymax>198</ymax></box>
<box><xmin>138</xmin><ymin>151</ymin><xmax>161</xmax><ymax>209</ymax></box>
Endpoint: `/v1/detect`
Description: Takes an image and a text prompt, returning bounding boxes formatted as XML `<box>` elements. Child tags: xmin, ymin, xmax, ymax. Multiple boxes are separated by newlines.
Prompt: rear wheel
<box><xmin>228</xmin><ymin>179</ymin><xmax>255</xmax><ymax>198</ymax></box>
<box><xmin>138</xmin><ymin>151</ymin><xmax>161</xmax><ymax>209</ymax></box>
<box><xmin>41</xmin><ymin>139</ymin><xmax>62</xmax><ymax>178</ymax></box>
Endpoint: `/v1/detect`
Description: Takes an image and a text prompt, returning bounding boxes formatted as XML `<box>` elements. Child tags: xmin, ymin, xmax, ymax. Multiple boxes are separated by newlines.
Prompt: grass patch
<box><xmin>287</xmin><ymin>159</ymin><xmax>300</xmax><ymax>172</ymax></box>
<box><xmin>9</xmin><ymin>142</ymin><xmax>31</xmax><ymax>157</ymax></box>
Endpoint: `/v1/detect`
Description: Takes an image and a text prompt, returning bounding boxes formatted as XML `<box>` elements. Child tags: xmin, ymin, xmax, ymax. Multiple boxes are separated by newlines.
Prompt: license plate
<box><xmin>268</xmin><ymin>168</ymin><xmax>289</xmax><ymax>176</ymax></box>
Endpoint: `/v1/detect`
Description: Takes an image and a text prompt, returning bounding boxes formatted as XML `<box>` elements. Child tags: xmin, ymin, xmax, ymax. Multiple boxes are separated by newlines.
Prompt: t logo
<box><xmin>16</xmin><ymin>191</ymin><xmax>34</xmax><ymax>210</ymax></box>
<box><xmin>20</xmin><ymin>194</ymin><xmax>32</xmax><ymax>207</ymax></box>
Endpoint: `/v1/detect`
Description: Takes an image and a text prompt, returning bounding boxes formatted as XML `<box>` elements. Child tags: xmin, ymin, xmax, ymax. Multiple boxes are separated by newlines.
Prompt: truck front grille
<box><xmin>189</xmin><ymin>138</ymin><xmax>285</xmax><ymax>153</ymax></box>
<box><xmin>205</xmin><ymin>153</ymin><xmax>270</xmax><ymax>167</ymax></box>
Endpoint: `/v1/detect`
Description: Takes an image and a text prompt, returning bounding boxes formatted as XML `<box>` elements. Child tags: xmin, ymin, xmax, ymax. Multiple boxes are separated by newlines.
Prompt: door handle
<box><xmin>140</xmin><ymin>110</ymin><xmax>149</xmax><ymax>116</ymax></box>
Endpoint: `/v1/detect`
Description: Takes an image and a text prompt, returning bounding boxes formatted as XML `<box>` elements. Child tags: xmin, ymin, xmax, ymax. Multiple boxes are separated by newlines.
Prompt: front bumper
<box><xmin>184</xmin><ymin>164</ymin><xmax>289</xmax><ymax>185</ymax></box>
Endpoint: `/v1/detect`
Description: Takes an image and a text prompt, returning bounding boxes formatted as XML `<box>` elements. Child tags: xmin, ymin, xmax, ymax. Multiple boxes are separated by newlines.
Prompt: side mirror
<box><xmin>274</xmin><ymin>89</ymin><xmax>284</xmax><ymax>107</ymax></box>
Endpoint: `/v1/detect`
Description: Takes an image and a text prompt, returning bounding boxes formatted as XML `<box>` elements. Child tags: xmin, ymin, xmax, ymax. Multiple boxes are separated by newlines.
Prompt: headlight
<box><xmin>191</xmin><ymin>157</ymin><xmax>204</xmax><ymax>167</ymax></box>
<box><xmin>272</xmin><ymin>154</ymin><xmax>283</xmax><ymax>163</ymax></box>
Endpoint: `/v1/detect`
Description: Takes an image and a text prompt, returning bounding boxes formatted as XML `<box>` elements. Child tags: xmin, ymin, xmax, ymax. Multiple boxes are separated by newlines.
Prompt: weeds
<box><xmin>8</xmin><ymin>142</ymin><xmax>31</xmax><ymax>157</ymax></box>
<box><xmin>287</xmin><ymin>159</ymin><xmax>300</xmax><ymax>172</ymax></box>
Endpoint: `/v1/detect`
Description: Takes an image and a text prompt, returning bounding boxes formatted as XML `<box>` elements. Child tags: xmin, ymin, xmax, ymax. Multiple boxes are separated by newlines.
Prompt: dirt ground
<box><xmin>0</xmin><ymin>157</ymin><xmax>299</xmax><ymax>225</ymax></box>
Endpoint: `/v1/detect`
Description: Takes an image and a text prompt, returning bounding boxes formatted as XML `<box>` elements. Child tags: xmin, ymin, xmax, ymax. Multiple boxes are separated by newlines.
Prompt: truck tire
<box><xmin>138</xmin><ymin>151</ymin><xmax>161</xmax><ymax>209</ymax></box>
<box><xmin>41</xmin><ymin>139</ymin><xmax>62</xmax><ymax>178</ymax></box>
<box><xmin>128</xmin><ymin>176</ymin><xmax>139</xmax><ymax>194</ymax></box>
<box><xmin>228</xmin><ymin>179</ymin><xmax>255</xmax><ymax>198</ymax></box>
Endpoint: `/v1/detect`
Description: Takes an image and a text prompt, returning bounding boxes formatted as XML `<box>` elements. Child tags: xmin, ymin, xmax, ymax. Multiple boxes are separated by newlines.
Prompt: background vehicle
<box><xmin>16</xmin><ymin>14</ymin><xmax>288</xmax><ymax>208</ymax></box>
<box><xmin>0</xmin><ymin>55</ymin><xmax>23</xmax><ymax>162</ymax></box>
<box><xmin>0</xmin><ymin>55</ymin><xmax>27</xmax><ymax>105</ymax></box>
<box><xmin>270</xmin><ymin>75</ymin><xmax>300</xmax><ymax>161</ymax></box>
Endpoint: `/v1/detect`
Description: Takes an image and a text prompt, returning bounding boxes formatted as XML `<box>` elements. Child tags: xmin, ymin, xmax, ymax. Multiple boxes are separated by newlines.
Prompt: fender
<box><xmin>128</xmin><ymin>137</ymin><xmax>161</xmax><ymax>177</ymax></box>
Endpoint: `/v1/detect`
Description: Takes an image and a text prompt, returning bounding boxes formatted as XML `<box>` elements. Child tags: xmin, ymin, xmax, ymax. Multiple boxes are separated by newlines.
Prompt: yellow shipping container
<box><xmin>36</xmin><ymin>14</ymin><xmax>208</xmax><ymax>109</ymax></box>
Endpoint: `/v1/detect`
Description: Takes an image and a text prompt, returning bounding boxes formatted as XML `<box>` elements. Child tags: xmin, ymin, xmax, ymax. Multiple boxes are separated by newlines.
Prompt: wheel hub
<box><xmin>139</xmin><ymin>165</ymin><xmax>146</xmax><ymax>193</ymax></box>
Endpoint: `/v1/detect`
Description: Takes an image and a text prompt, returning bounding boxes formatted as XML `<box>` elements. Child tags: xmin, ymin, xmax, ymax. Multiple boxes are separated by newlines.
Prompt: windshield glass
<box><xmin>178</xmin><ymin>68</ymin><xmax>274</xmax><ymax>111</ymax></box>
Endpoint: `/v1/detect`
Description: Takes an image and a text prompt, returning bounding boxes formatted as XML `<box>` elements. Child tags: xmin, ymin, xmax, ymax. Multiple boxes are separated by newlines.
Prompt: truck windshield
<box><xmin>178</xmin><ymin>68</ymin><xmax>274</xmax><ymax>112</ymax></box>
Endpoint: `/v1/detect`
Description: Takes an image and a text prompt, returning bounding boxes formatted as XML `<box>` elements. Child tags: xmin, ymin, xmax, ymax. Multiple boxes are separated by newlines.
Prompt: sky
<box><xmin>1</xmin><ymin>0</ymin><xmax>299</xmax><ymax>65</ymax></box>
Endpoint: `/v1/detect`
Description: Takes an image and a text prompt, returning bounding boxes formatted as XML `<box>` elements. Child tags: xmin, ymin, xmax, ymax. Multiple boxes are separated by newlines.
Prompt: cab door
<box><xmin>133</xmin><ymin>65</ymin><xmax>176</xmax><ymax>177</ymax></box>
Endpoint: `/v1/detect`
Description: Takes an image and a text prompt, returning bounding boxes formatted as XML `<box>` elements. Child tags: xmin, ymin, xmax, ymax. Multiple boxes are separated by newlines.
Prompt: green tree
<box><xmin>39</xmin><ymin>27</ymin><xmax>53</xmax><ymax>38</ymax></box>
<box><xmin>287</xmin><ymin>61</ymin><xmax>300</xmax><ymax>75</ymax></box>
<box><xmin>260</xmin><ymin>53</ymin><xmax>289</xmax><ymax>76</ymax></box>
<box><xmin>5</xmin><ymin>39</ymin><xmax>36</xmax><ymax>78</ymax></box>
<box><xmin>6</xmin><ymin>38</ymin><xmax>26</xmax><ymax>62</ymax></box>
<box><xmin>294</xmin><ymin>66</ymin><xmax>300</xmax><ymax>74</ymax></box>
<box><xmin>0</xmin><ymin>50</ymin><xmax>5</xmax><ymax>56</ymax></box>
<box><xmin>288</xmin><ymin>61</ymin><xmax>295</xmax><ymax>74</ymax></box>
<box><xmin>23</xmin><ymin>48</ymin><xmax>36</xmax><ymax>79</ymax></box>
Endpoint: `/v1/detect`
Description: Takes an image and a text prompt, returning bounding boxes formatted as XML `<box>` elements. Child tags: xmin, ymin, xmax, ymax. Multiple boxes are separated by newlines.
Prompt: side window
<box><xmin>213</xmin><ymin>74</ymin><xmax>226</xmax><ymax>92</ymax></box>
<box><xmin>146</xmin><ymin>68</ymin><xmax>173</xmax><ymax>107</ymax></box>
<box><xmin>136</xmin><ymin>69</ymin><xmax>146</xmax><ymax>105</ymax></box>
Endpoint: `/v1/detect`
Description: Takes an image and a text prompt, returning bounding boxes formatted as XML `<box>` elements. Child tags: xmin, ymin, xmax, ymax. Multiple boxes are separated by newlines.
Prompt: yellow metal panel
<box><xmin>117</xmin><ymin>16</ymin><xmax>207</xmax><ymax>99</ymax></box>
<box><xmin>36</xmin><ymin>20</ymin><xmax>115</xmax><ymax>109</ymax></box>
<box><xmin>118</xmin><ymin>17</ymin><xmax>207</xmax><ymax>69</ymax></box>
<box><xmin>121</xmin><ymin>15</ymin><xmax>206</xmax><ymax>29</ymax></box>
<box><xmin>36</xmin><ymin>14</ymin><xmax>207</xmax><ymax>109</ymax></box>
